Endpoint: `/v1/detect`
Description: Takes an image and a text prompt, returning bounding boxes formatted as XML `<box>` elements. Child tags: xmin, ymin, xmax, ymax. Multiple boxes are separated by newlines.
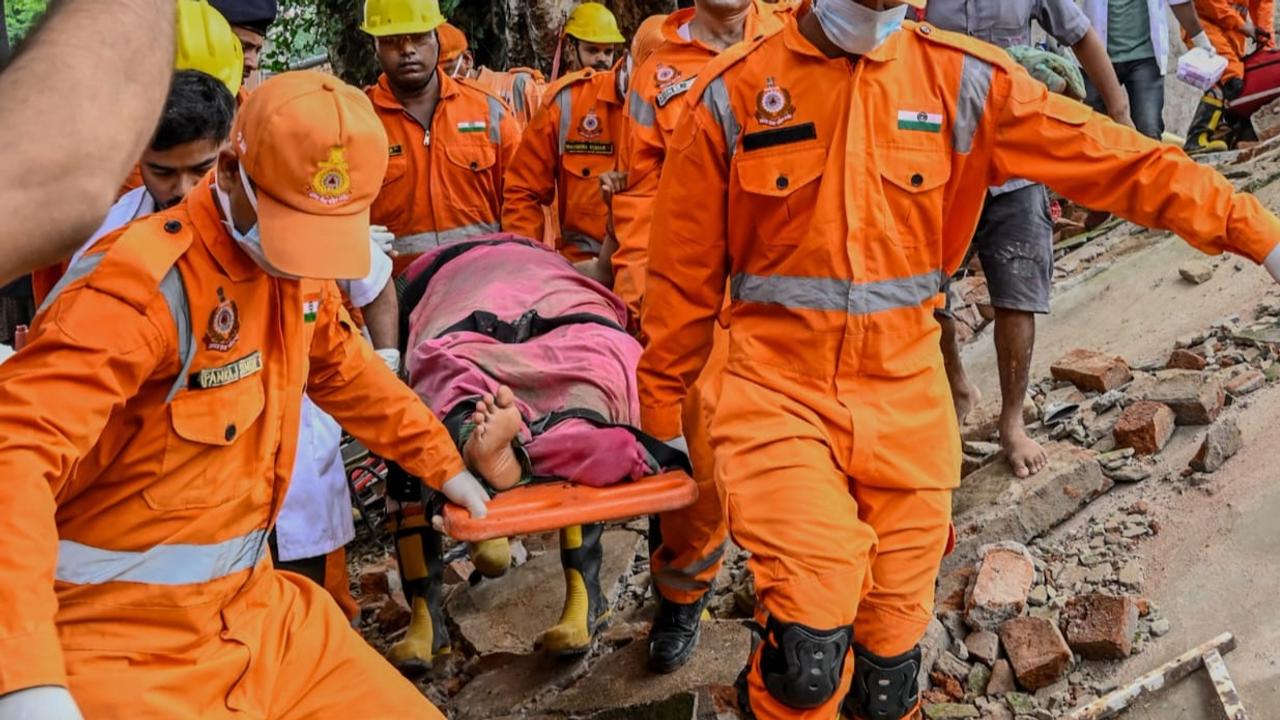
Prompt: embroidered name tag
<box><xmin>189</xmin><ymin>351</ymin><xmax>262</xmax><ymax>390</ymax></box>
<box><xmin>564</xmin><ymin>141</ymin><xmax>615</xmax><ymax>155</ymax></box>
<box><xmin>742</xmin><ymin>122</ymin><xmax>818</xmax><ymax>152</ymax></box>
<box><xmin>656</xmin><ymin>76</ymin><xmax>697</xmax><ymax>108</ymax></box>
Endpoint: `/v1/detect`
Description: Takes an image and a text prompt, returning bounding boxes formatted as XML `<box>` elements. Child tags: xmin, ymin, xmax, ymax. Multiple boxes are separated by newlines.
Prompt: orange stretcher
<box><xmin>440</xmin><ymin>471</ymin><xmax>698</xmax><ymax>541</ymax></box>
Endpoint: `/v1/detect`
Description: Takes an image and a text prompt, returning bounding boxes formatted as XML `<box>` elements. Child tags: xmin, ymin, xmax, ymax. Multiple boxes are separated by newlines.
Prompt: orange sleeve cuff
<box><xmin>641</xmin><ymin>402</ymin><xmax>684</xmax><ymax>442</ymax></box>
<box><xmin>0</xmin><ymin>625</ymin><xmax>66</xmax><ymax>695</ymax></box>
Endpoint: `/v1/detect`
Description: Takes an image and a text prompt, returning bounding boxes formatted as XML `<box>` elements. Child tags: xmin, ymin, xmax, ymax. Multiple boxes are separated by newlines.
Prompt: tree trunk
<box><xmin>318</xmin><ymin>0</ymin><xmax>678</xmax><ymax>87</ymax></box>
<box><xmin>1</xmin><ymin>0</ymin><xmax>11</xmax><ymax>62</ymax></box>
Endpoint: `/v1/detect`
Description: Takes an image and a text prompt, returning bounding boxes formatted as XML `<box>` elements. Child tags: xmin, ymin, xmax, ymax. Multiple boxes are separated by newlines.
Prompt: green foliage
<box><xmin>4</xmin><ymin>0</ymin><xmax>50</xmax><ymax>44</ymax></box>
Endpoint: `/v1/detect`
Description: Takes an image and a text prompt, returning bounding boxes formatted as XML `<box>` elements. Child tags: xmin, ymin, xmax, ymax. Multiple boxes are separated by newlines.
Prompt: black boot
<box><xmin>1184</xmin><ymin>92</ymin><xmax>1229</xmax><ymax>153</ymax></box>
<box><xmin>648</xmin><ymin>582</ymin><xmax>714</xmax><ymax>673</ymax></box>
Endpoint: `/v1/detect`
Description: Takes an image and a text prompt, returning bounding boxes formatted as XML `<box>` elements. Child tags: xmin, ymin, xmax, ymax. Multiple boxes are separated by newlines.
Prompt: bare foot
<box><xmin>1002</xmin><ymin>420</ymin><xmax>1048</xmax><ymax>479</ymax></box>
<box><xmin>952</xmin><ymin>379</ymin><xmax>982</xmax><ymax>426</ymax></box>
<box><xmin>464</xmin><ymin>386</ymin><xmax>524</xmax><ymax>490</ymax></box>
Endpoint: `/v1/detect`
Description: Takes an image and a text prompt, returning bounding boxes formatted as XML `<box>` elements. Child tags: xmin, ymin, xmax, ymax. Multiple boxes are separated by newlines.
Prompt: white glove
<box><xmin>1192</xmin><ymin>32</ymin><xmax>1215</xmax><ymax>53</ymax></box>
<box><xmin>370</xmin><ymin>225</ymin><xmax>395</xmax><ymax>254</ymax></box>
<box><xmin>375</xmin><ymin>347</ymin><xmax>401</xmax><ymax>374</ymax></box>
<box><xmin>0</xmin><ymin>686</ymin><xmax>84</xmax><ymax>720</ymax></box>
<box><xmin>1264</xmin><ymin>245</ymin><xmax>1280</xmax><ymax>284</ymax></box>
<box><xmin>0</xmin><ymin>344</ymin><xmax>13</xmax><ymax>364</ymax></box>
<box><xmin>441</xmin><ymin>470</ymin><xmax>489</xmax><ymax>518</ymax></box>
<box><xmin>664</xmin><ymin>436</ymin><xmax>689</xmax><ymax>455</ymax></box>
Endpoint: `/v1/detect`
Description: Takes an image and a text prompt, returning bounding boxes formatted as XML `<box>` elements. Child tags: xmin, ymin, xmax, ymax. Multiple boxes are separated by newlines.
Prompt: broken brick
<box><xmin>965</xmin><ymin>544</ymin><xmax>1036</xmax><ymax>632</ymax></box>
<box><xmin>1050</xmin><ymin>349</ymin><xmax>1133</xmax><ymax>393</ymax></box>
<box><xmin>930</xmin><ymin>671</ymin><xmax>965</xmax><ymax>701</ymax></box>
<box><xmin>964</xmin><ymin>630</ymin><xmax>1000</xmax><ymax>666</ymax></box>
<box><xmin>1112</xmin><ymin>401</ymin><xmax>1176</xmax><ymax>456</ymax></box>
<box><xmin>986</xmin><ymin>659</ymin><xmax>1017</xmax><ymax>695</ymax></box>
<box><xmin>937</xmin><ymin>567</ymin><xmax>975</xmax><ymax>613</ymax></box>
<box><xmin>1190</xmin><ymin>418</ymin><xmax>1244</xmax><ymax>473</ymax></box>
<box><xmin>1142</xmin><ymin>370</ymin><xmax>1225</xmax><ymax>426</ymax></box>
<box><xmin>1061</xmin><ymin>594</ymin><xmax>1139</xmax><ymax>660</ymax></box>
<box><xmin>999</xmin><ymin>616</ymin><xmax>1073</xmax><ymax>691</ymax></box>
<box><xmin>1225</xmin><ymin>370</ymin><xmax>1266</xmax><ymax>397</ymax></box>
<box><xmin>375</xmin><ymin>598</ymin><xmax>412</xmax><ymax>634</ymax></box>
<box><xmin>358</xmin><ymin>567</ymin><xmax>392</xmax><ymax>599</ymax></box>
<box><xmin>1166</xmin><ymin>349</ymin><xmax>1208</xmax><ymax>371</ymax></box>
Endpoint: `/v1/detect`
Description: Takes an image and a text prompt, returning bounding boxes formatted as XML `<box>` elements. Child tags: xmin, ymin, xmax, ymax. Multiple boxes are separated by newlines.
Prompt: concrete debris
<box><xmin>1111</xmin><ymin>401</ymin><xmax>1176</xmax><ymax>456</ymax></box>
<box><xmin>1102</xmin><ymin>463</ymin><xmax>1153</xmax><ymax>483</ymax></box>
<box><xmin>936</xmin><ymin>651</ymin><xmax>976</xmax><ymax>682</ymax></box>
<box><xmin>1178</xmin><ymin>259</ymin><xmax>1215</xmax><ymax>284</ymax></box>
<box><xmin>966</xmin><ymin>543</ymin><xmax>1037</xmax><ymax>632</ymax></box>
<box><xmin>986</xmin><ymin>659</ymin><xmax>1017</xmax><ymax>696</ymax></box>
<box><xmin>1050</xmin><ymin>349</ymin><xmax>1133</xmax><ymax>393</ymax></box>
<box><xmin>1000</xmin><ymin>616</ymin><xmax>1073</xmax><ymax>691</ymax></box>
<box><xmin>1141</xmin><ymin>370</ymin><xmax>1225</xmax><ymax>426</ymax></box>
<box><xmin>924</xmin><ymin>703</ymin><xmax>981</xmax><ymax>719</ymax></box>
<box><xmin>1061</xmin><ymin>595</ymin><xmax>1139</xmax><ymax>660</ymax></box>
<box><xmin>1225</xmin><ymin>370</ymin><xmax>1266</xmax><ymax>397</ymax></box>
<box><xmin>1191</xmin><ymin>417</ymin><xmax>1244</xmax><ymax>473</ymax></box>
<box><xmin>965</xmin><ymin>630</ymin><xmax>1001</xmax><ymax>666</ymax></box>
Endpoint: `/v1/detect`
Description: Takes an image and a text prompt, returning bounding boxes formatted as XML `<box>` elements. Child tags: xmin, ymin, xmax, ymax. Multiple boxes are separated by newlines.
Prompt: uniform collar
<box><xmin>782</xmin><ymin>4</ymin><xmax>903</xmax><ymax>64</ymax></box>
<box><xmin>661</xmin><ymin>4</ymin><xmax>767</xmax><ymax>52</ymax></box>
<box><xmin>187</xmin><ymin>176</ymin><xmax>262</xmax><ymax>282</ymax></box>
<box><xmin>369</xmin><ymin>71</ymin><xmax>458</xmax><ymax>111</ymax></box>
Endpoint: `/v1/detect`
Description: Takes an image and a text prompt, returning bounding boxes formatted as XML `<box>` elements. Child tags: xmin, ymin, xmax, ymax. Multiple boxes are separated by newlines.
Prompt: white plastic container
<box><xmin>1177</xmin><ymin>48</ymin><xmax>1229</xmax><ymax>91</ymax></box>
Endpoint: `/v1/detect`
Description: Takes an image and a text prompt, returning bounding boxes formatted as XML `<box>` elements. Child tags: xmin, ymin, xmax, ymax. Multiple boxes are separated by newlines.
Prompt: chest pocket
<box><xmin>875</xmin><ymin>144</ymin><xmax>952</xmax><ymax>249</ymax></box>
<box><xmin>145</xmin><ymin>375</ymin><xmax>266</xmax><ymax>511</ymax></box>
<box><xmin>734</xmin><ymin>145</ymin><xmax>826</xmax><ymax>246</ymax></box>
<box><xmin>443</xmin><ymin>140</ymin><xmax>498</xmax><ymax>212</ymax></box>
<box><xmin>373</xmin><ymin>154</ymin><xmax>412</xmax><ymax>229</ymax></box>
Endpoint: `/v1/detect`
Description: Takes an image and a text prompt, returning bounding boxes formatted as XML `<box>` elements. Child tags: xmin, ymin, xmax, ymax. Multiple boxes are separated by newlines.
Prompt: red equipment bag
<box><xmin>1228</xmin><ymin>49</ymin><xmax>1280</xmax><ymax>118</ymax></box>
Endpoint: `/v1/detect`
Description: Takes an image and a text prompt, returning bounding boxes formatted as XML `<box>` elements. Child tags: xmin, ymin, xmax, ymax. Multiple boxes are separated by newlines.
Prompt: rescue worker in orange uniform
<box><xmin>1252</xmin><ymin>0</ymin><xmax>1276</xmax><ymax>45</ymax></box>
<box><xmin>438</xmin><ymin>21</ymin><xmax>547</xmax><ymax>132</ymax></box>
<box><xmin>0</xmin><ymin>70</ymin><xmax>491</xmax><ymax>719</ymax></box>
<box><xmin>363</xmin><ymin>0</ymin><xmax>520</xmax><ymax>276</ymax></box>
<box><xmin>1184</xmin><ymin>0</ymin><xmax>1271</xmax><ymax>150</ymax></box>
<box><xmin>554</xmin><ymin>2</ymin><xmax>628</xmax><ymax>78</ymax></box>
<box><xmin>639</xmin><ymin>2</ymin><xmax>1280</xmax><ymax>719</ymax></box>
<box><xmin>613</xmin><ymin>0</ymin><xmax>784</xmax><ymax>678</ymax></box>
<box><xmin>501</xmin><ymin>63</ymin><xmax>627</xmax><ymax>265</ymax></box>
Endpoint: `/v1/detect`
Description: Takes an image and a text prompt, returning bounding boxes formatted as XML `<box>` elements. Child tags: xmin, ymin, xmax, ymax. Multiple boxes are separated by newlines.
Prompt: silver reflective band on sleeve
<box><xmin>162</xmin><ymin>266</ymin><xmax>195</xmax><ymax>402</ymax></box>
<box><xmin>654</xmin><ymin>542</ymin><xmax>726</xmax><ymax>592</ymax></box>
<box><xmin>703</xmin><ymin>77</ymin><xmax>741</xmax><ymax>160</ymax></box>
<box><xmin>511</xmin><ymin>73</ymin><xmax>529</xmax><ymax>117</ymax></box>
<box><xmin>487</xmin><ymin>96</ymin><xmax>504</xmax><ymax>144</ymax></box>
<box><xmin>558</xmin><ymin>87</ymin><xmax>574</xmax><ymax>154</ymax></box>
<box><xmin>953</xmin><ymin>55</ymin><xmax>993</xmax><ymax>154</ymax></box>
<box><xmin>57</xmin><ymin>528</ymin><xmax>268</xmax><ymax>585</ymax></box>
<box><xmin>393</xmin><ymin>223</ymin><xmax>502</xmax><ymax>255</ymax></box>
<box><xmin>629</xmin><ymin>89</ymin><xmax>656</xmax><ymax>128</ymax></box>
<box><xmin>730</xmin><ymin>269</ymin><xmax>945</xmax><ymax>315</ymax></box>
<box><xmin>564</xmin><ymin>231</ymin><xmax>603</xmax><ymax>256</ymax></box>
<box><xmin>36</xmin><ymin>252</ymin><xmax>106</xmax><ymax>315</ymax></box>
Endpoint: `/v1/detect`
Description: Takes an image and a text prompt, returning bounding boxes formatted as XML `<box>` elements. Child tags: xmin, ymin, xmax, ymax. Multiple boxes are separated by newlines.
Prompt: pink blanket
<box><xmin>404</xmin><ymin>236</ymin><xmax>652</xmax><ymax>487</ymax></box>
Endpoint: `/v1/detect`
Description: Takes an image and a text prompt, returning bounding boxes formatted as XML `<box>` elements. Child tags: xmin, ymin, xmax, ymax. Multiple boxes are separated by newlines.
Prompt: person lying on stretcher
<box><xmin>398</xmin><ymin>226</ymin><xmax>679</xmax><ymax>496</ymax></box>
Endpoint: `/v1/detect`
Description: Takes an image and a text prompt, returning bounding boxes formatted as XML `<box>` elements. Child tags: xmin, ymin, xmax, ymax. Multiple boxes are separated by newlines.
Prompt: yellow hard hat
<box><xmin>361</xmin><ymin>0</ymin><xmax>446</xmax><ymax>37</ymax></box>
<box><xmin>564</xmin><ymin>2</ymin><xmax>625</xmax><ymax>44</ymax></box>
<box><xmin>175</xmin><ymin>0</ymin><xmax>244</xmax><ymax>96</ymax></box>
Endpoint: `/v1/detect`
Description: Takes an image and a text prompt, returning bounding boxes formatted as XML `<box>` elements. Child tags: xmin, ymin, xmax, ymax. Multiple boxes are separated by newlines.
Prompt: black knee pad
<box><xmin>846</xmin><ymin>644</ymin><xmax>921</xmax><ymax>720</ymax></box>
<box><xmin>758</xmin><ymin>618</ymin><xmax>852</xmax><ymax>710</ymax></box>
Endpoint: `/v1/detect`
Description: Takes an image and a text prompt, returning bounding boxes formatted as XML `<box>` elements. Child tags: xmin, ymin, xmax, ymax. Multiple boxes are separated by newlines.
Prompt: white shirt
<box><xmin>1082</xmin><ymin>0</ymin><xmax>1193</xmax><ymax>75</ymax></box>
<box><xmin>70</xmin><ymin>186</ymin><xmax>157</xmax><ymax>264</ymax></box>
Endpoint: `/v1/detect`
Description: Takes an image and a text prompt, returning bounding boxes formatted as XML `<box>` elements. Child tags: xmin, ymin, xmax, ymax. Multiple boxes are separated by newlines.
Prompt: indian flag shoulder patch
<box><xmin>897</xmin><ymin>110</ymin><xmax>943</xmax><ymax>133</ymax></box>
<box><xmin>457</xmin><ymin>120</ymin><xmax>487</xmax><ymax>134</ymax></box>
<box><xmin>303</xmin><ymin>296</ymin><xmax>321</xmax><ymax>323</ymax></box>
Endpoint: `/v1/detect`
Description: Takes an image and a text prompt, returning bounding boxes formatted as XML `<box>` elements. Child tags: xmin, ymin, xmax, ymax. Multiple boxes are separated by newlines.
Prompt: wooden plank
<box><xmin>1064</xmin><ymin>633</ymin><xmax>1237</xmax><ymax>720</ymax></box>
<box><xmin>1203</xmin><ymin>648</ymin><xmax>1249</xmax><ymax>720</ymax></box>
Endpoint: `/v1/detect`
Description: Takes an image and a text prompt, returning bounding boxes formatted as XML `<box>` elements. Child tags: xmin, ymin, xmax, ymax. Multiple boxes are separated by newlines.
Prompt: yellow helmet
<box><xmin>175</xmin><ymin>0</ymin><xmax>244</xmax><ymax>95</ymax></box>
<box><xmin>361</xmin><ymin>0</ymin><xmax>446</xmax><ymax>37</ymax></box>
<box><xmin>564</xmin><ymin>2</ymin><xmax>625</xmax><ymax>44</ymax></box>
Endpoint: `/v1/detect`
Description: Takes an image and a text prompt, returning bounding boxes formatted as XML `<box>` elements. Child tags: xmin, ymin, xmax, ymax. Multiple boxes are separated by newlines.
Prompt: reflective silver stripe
<box><xmin>629</xmin><ymin>89</ymin><xmax>656</xmax><ymax>128</ymax></box>
<box><xmin>486</xmin><ymin>96</ymin><xmax>504</xmax><ymax>144</ymax></box>
<box><xmin>511</xmin><ymin>73</ymin><xmax>529</xmax><ymax>117</ymax></box>
<box><xmin>56</xmin><ymin>528</ymin><xmax>268</xmax><ymax>585</ymax></box>
<box><xmin>731</xmin><ymin>270</ymin><xmax>945</xmax><ymax>315</ymax></box>
<box><xmin>393</xmin><ymin>223</ymin><xmax>502</xmax><ymax>255</ymax></box>
<box><xmin>564</xmin><ymin>231</ymin><xmax>603</xmax><ymax>255</ymax></box>
<box><xmin>557</xmin><ymin>86</ymin><xmax>574</xmax><ymax>154</ymax></box>
<box><xmin>654</xmin><ymin>543</ymin><xmax>726</xmax><ymax>592</ymax></box>
<box><xmin>702</xmin><ymin>77</ymin><xmax>741</xmax><ymax>159</ymax></box>
<box><xmin>161</xmin><ymin>266</ymin><xmax>195</xmax><ymax>402</ymax></box>
<box><xmin>37</xmin><ymin>252</ymin><xmax>105</xmax><ymax>315</ymax></box>
<box><xmin>953</xmin><ymin>55</ymin><xmax>993</xmax><ymax>154</ymax></box>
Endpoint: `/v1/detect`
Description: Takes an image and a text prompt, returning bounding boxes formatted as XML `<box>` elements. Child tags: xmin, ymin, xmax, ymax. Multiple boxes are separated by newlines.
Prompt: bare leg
<box><xmin>938</xmin><ymin>314</ymin><xmax>981</xmax><ymax>424</ymax></box>
<box><xmin>993</xmin><ymin>308</ymin><xmax>1047</xmax><ymax>478</ymax></box>
<box><xmin>463</xmin><ymin>386</ymin><xmax>524</xmax><ymax>490</ymax></box>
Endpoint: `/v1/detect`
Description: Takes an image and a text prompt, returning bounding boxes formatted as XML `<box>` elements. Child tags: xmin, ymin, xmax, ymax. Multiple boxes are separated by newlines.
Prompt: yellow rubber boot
<box><xmin>539</xmin><ymin>524</ymin><xmax>610</xmax><ymax>656</ymax></box>
<box><xmin>469</xmin><ymin>537</ymin><xmax>512</xmax><ymax>579</ymax></box>
<box><xmin>1184</xmin><ymin>94</ymin><xmax>1229</xmax><ymax>153</ymax></box>
<box><xmin>386</xmin><ymin>515</ymin><xmax>451</xmax><ymax>673</ymax></box>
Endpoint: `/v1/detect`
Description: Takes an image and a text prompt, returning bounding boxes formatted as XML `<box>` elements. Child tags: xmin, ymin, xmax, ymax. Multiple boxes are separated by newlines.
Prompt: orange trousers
<box><xmin>651</xmin><ymin>326</ymin><xmax>730</xmax><ymax>605</ymax></box>
<box><xmin>1252</xmin><ymin>0</ymin><xmax>1275</xmax><ymax>41</ymax></box>
<box><xmin>714</xmin><ymin>375</ymin><xmax>952</xmax><ymax>720</ymax></box>
<box><xmin>1203</xmin><ymin>14</ymin><xmax>1251</xmax><ymax>81</ymax></box>
<box><xmin>64</xmin><ymin>569</ymin><xmax>442</xmax><ymax>719</ymax></box>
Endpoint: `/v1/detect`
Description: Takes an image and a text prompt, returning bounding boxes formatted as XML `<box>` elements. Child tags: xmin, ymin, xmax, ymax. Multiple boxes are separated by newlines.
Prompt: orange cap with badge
<box><xmin>232</xmin><ymin>70</ymin><xmax>388</xmax><ymax>279</ymax></box>
<box><xmin>437</xmin><ymin>22</ymin><xmax>469</xmax><ymax>64</ymax></box>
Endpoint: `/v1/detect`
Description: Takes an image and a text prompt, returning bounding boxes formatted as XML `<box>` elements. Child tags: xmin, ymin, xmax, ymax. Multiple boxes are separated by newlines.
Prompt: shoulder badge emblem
<box><xmin>755</xmin><ymin>77</ymin><xmax>796</xmax><ymax>128</ymax></box>
<box><xmin>204</xmin><ymin>287</ymin><xmax>240</xmax><ymax>352</ymax></box>
<box><xmin>309</xmin><ymin>147</ymin><xmax>352</xmax><ymax>205</ymax></box>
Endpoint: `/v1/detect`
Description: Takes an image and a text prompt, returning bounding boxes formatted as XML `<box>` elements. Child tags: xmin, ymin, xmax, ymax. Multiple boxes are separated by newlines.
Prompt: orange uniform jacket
<box><xmin>639</xmin><ymin>18</ymin><xmax>1280</xmax><ymax>455</ymax></box>
<box><xmin>612</xmin><ymin>6</ymin><xmax>780</xmax><ymax>326</ymax></box>
<box><xmin>502</xmin><ymin>68</ymin><xmax>626</xmax><ymax>263</ymax></box>
<box><xmin>367</xmin><ymin>73</ymin><xmax>520</xmax><ymax>274</ymax></box>
<box><xmin>0</xmin><ymin>183</ymin><xmax>464</xmax><ymax>696</ymax></box>
<box><xmin>472</xmin><ymin>66</ymin><xmax>547</xmax><ymax>132</ymax></box>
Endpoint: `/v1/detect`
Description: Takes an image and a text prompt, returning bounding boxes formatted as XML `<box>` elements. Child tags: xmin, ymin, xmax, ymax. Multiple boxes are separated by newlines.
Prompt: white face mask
<box><xmin>214</xmin><ymin>163</ymin><xmax>300</xmax><ymax>280</ymax></box>
<box><xmin>812</xmin><ymin>0</ymin><xmax>909</xmax><ymax>56</ymax></box>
